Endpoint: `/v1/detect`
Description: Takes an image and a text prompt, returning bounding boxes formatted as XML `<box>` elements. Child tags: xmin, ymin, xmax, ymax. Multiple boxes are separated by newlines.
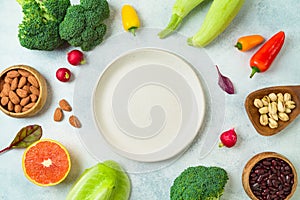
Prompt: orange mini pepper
<box><xmin>235</xmin><ymin>34</ymin><xmax>265</xmax><ymax>52</ymax></box>
<box><xmin>121</xmin><ymin>5</ymin><xmax>140</xmax><ymax>36</ymax></box>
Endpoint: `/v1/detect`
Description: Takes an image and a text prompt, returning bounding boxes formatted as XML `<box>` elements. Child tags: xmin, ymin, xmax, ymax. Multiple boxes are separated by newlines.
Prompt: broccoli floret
<box><xmin>170</xmin><ymin>166</ymin><xmax>229</xmax><ymax>200</ymax></box>
<box><xmin>17</xmin><ymin>0</ymin><xmax>70</xmax><ymax>50</ymax></box>
<box><xmin>59</xmin><ymin>0</ymin><xmax>110</xmax><ymax>51</ymax></box>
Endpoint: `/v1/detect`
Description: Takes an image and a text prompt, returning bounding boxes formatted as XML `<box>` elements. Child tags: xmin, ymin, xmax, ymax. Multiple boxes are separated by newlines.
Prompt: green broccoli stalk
<box><xmin>17</xmin><ymin>0</ymin><xmax>70</xmax><ymax>50</ymax></box>
<box><xmin>59</xmin><ymin>0</ymin><xmax>110</xmax><ymax>51</ymax></box>
<box><xmin>170</xmin><ymin>166</ymin><xmax>229</xmax><ymax>200</ymax></box>
<box><xmin>158</xmin><ymin>0</ymin><xmax>207</xmax><ymax>39</ymax></box>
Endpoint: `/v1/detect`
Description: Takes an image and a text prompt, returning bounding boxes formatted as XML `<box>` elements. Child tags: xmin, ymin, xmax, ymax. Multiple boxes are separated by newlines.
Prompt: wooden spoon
<box><xmin>245</xmin><ymin>85</ymin><xmax>300</xmax><ymax>136</ymax></box>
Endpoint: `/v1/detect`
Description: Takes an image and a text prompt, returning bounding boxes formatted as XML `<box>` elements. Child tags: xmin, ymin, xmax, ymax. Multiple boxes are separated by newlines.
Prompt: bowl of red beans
<box><xmin>242</xmin><ymin>152</ymin><xmax>297</xmax><ymax>200</ymax></box>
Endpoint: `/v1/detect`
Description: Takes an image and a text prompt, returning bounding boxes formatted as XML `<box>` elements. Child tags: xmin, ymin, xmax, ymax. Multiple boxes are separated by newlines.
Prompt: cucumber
<box><xmin>187</xmin><ymin>0</ymin><xmax>245</xmax><ymax>47</ymax></box>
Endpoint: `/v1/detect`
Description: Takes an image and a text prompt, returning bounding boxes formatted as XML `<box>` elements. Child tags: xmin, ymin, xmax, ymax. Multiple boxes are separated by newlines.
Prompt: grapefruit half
<box><xmin>22</xmin><ymin>139</ymin><xmax>71</xmax><ymax>186</ymax></box>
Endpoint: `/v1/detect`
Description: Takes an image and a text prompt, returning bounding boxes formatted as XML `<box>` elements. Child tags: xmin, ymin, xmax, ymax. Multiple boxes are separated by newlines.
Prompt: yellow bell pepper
<box><xmin>121</xmin><ymin>4</ymin><xmax>140</xmax><ymax>36</ymax></box>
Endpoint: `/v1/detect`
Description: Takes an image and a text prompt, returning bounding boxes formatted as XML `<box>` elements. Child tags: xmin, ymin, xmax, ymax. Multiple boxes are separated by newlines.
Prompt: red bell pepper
<box><xmin>249</xmin><ymin>31</ymin><xmax>285</xmax><ymax>78</ymax></box>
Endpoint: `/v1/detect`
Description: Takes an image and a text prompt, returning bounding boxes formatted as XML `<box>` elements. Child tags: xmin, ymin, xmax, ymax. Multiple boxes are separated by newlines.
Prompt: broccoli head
<box><xmin>59</xmin><ymin>0</ymin><xmax>110</xmax><ymax>51</ymax></box>
<box><xmin>170</xmin><ymin>166</ymin><xmax>229</xmax><ymax>200</ymax></box>
<box><xmin>17</xmin><ymin>0</ymin><xmax>70</xmax><ymax>50</ymax></box>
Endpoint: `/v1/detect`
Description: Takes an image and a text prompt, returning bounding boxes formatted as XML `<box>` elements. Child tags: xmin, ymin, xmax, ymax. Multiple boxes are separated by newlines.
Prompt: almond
<box><xmin>11</xmin><ymin>77</ymin><xmax>18</xmax><ymax>91</ymax></box>
<box><xmin>22</xmin><ymin>107</ymin><xmax>30</xmax><ymax>112</ymax></box>
<box><xmin>9</xmin><ymin>91</ymin><xmax>20</xmax><ymax>105</ymax></box>
<box><xmin>0</xmin><ymin>80</ymin><xmax>3</xmax><ymax>91</ymax></box>
<box><xmin>6</xmin><ymin>70</ymin><xmax>20</xmax><ymax>78</ymax></box>
<box><xmin>30</xmin><ymin>94</ymin><xmax>38</xmax><ymax>102</ymax></box>
<box><xmin>14</xmin><ymin>104</ymin><xmax>22</xmax><ymax>113</ymax></box>
<box><xmin>22</xmin><ymin>85</ymin><xmax>31</xmax><ymax>93</ymax></box>
<box><xmin>29</xmin><ymin>86</ymin><xmax>40</xmax><ymax>96</ymax></box>
<box><xmin>18</xmin><ymin>69</ymin><xmax>31</xmax><ymax>77</ymax></box>
<box><xmin>53</xmin><ymin>107</ymin><xmax>63</xmax><ymax>122</ymax></box>
<box><xmin>20</xmin><ymin>96</ymin><xmax>30</xmax><ymax>107</ymax></box>
<box><xmin>69</xmin><ymin>115</ymin><xmax>81</xmax><ymax>128</ymax></box>
<box><xmin>16</xmin><ymin>88</ymin><xmax>28</xmax><ymax>98</ymax></box>
<box><xmin>2</xmin><ymin>83</ymin><xmax>10</xmax><ymax>96</ymax></box>
<box><xmin>18</xmin><ymin>76</ymin><xmax>27</xmax><ymax>88</ymax></box>
<box><xmin>7</xmin><ymin>101</ymin><xmax>14</xmax><ymax>111</ymax></box>
<box><xmin>24</xmin><ymin>102</ymin><xmax>35</xmax><ymax>110</ymax></box>
<box><xmin>28</xmin><ymin>75</ymin><xmax>39</xmax><ymax>88</ymax></box>
<box><xmin>4</xmin><ymin>76</ymin><xmax>12</xmax><ymax>84</ymax></box>
<box><xmin>1</xmin><ymin>96</ymin><xmax>9</xmax><ymax>106</ymax></box>
<box><xmin>59</xmin><ymin>99</ymin><xmax>72</xmax><ymax>112</ymax></box>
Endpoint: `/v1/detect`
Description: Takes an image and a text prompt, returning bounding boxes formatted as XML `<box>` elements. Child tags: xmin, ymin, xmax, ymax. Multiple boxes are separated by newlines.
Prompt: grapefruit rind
<box><xmin>22</xmin><ymin>139</ymin><xmax>71</xmax><ymax>187</ymax></box>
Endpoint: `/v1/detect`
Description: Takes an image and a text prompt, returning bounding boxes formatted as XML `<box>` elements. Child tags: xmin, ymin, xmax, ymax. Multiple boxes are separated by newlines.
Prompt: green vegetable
<box><xmin>158</xmin><ymin>0</ymin><xmax>206</xmax><ymax>39</ymax></box>
<box><xmin>16</xmin><ymin>0</ymin><xmax>70</xmax><ymax>50</ymax></box>
<box><xmin>0</xmin><ymin>125</ymin><xmax>42</xmax><ymax>154</ymax></box>
<box><xmin>187</xmin><ymin>0</ymin><xmax>245</xmax><ymax>47</ymax></box>
<box><xmin>59</xmin><ymin>0</ymin><xmax>110</xmax><ymax>51</ymax></box>
<box><xmin>66</xmin><ymin>160</ymin><xmax>131</xmax><ymax>200</ymax></box>
<box><xmin>170</xmin><ymin>165</ymin><xmax>228</xmax><ymax>200</ymax></box>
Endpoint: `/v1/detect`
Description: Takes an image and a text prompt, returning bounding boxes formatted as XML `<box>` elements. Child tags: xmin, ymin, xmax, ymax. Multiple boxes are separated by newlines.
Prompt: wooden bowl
<box><xmin>242</xmin><ymin>152</ymin><xmax>297</xmax><ymax>200</ymax></box>
<box><xmin>0</xmin><ymin>65</ymin><xmax>47</xmax><ymax>118</ymax></box>
<box><xmin>245</xmin><ymin>85</ymin><xmax>300</xmax><ymax>136</ymax></box>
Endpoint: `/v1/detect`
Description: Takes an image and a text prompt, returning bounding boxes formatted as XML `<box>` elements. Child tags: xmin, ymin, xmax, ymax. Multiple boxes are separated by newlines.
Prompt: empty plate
<box><xmin>92</xmin><ymin>48</ymin><xmax>205</xmax><ymax>162</ymax></box>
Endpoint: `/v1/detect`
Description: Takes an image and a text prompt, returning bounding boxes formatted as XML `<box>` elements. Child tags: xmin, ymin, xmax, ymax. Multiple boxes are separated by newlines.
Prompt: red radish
<box><xmin>219</xmin><ymin>128</ymin><xmax>237</xmax><ymax>148</ymax></box>
<box><xmin>56</xmin><ymin>68</ymin><xmax>71</xmax><ymax>82</ymax></box>
<box><xmin>67</xmin><ymin>49</ymin><xmax>85</xmax><ymax>66</ymax></box>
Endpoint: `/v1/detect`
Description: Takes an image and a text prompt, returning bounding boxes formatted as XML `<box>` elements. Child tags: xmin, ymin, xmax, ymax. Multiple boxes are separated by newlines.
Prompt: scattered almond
<box><xmin>69</xmin><ymin>115</ymin><xmax>81</xmax><ymax>128</ymax></box>
<box><xmin>59</xmin><ymin>99</ymin><xmax>72</xmax><ymax>112</ymax></box>
<box><xmin>54</xmin><ymin>107</ymin><xmax>63</xmax><ymax>122</ymax></box>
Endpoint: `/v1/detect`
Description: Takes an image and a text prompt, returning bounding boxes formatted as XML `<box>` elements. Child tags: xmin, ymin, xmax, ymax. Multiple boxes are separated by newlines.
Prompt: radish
<box><xmin>56</xmin><ymin>68</ymin><xmax>71</xmax><ymax>82</ymax></box>
<box><xmin>67</xmin><ymin>49</ymin><xmax>85</xmax><ymax>66</ymax></box>
<box><xmin>219</xmin><ymin>128</ymin><xmax>237</xmax><ymax>148</ymax></box>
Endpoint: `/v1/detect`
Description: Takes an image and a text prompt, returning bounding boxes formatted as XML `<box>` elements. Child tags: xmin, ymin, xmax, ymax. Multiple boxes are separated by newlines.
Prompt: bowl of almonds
<box><xmin>0</xmin><ymin>65</ymin><xmax>47</xmax><ymax>118</ymax></box>
<box><xmin>242</xmin><ymin>152</ymin><xmax>297</xmax><ymax>200</ymax></box>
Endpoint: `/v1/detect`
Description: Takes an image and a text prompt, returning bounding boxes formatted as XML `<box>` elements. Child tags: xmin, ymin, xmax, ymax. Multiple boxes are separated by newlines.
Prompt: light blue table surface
<box><xmin>1</xmin><ymin>0</ymin><xmax>300</xmax><ymax>199</ymax></box>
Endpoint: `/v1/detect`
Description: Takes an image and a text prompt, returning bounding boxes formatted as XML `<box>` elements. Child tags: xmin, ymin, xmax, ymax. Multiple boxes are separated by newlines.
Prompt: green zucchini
<box><xmin>187</xmin><ymin>0</ymin><xmax>245</xmax><ymax>47</ymax></box>
<box><xmin>158</xmin><ymin>0</ymin><xmax>207</xmax><ymax>39</ymax></box>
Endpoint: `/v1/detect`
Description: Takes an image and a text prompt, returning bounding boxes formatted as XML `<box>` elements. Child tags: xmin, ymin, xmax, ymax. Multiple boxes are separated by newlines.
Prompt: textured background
<box><xmin>0</xmin><ymin>0</ymin><xmax>300</xmax><ymax>199</ymax></box>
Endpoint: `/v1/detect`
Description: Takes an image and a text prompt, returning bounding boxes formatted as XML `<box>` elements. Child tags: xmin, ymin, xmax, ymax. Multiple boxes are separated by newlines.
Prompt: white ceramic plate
<box><xmin>92</xmin><ymin>48</ymin><xmax>205</xmax><ymax>162</ymax></box>
<box><xmin>73</xmin><ymin>28</ymin><xmax>225</xmax><ymax>173</ymax></box>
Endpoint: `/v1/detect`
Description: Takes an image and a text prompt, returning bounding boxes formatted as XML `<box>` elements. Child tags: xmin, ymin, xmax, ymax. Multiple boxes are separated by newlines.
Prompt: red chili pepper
<box><xmin>249</xmin><ymin>31</ymin><xmax>285</xmax><ymax>78</ymax></box>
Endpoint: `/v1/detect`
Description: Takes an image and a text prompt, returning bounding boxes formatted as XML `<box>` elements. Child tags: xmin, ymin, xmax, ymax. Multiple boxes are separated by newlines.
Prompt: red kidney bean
<box><xmin>249</xmin><ymin>157</ymin><xmax>294</xmax><ymax>200</ymax></box>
